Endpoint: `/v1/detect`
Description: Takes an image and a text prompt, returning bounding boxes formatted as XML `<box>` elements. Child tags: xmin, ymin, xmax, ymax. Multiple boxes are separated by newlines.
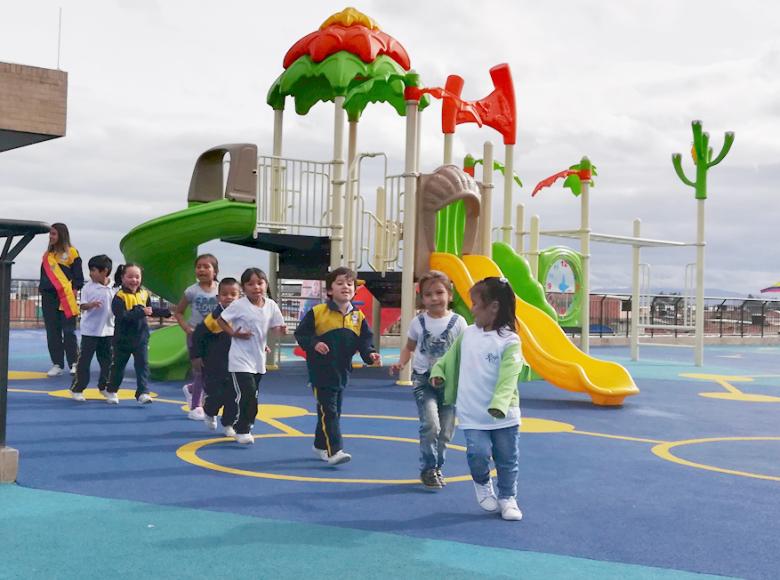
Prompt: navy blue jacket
<box><xmin>294</xmin><ymin>301</ymin><xmax>376</xmax><ymax>389</ymax></box>
<box><xmin>112</xmin><ymin>287</ymin><xmax>171</xmax><ymax>349</ymax></box>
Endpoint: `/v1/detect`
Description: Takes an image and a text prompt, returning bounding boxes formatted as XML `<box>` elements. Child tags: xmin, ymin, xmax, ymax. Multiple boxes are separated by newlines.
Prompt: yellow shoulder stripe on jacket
<box><xmin>312</xmin><ymin>302</ymin><xmax>365</xmax><ymax>337</ymax></box>
<box><xmin>116</xmin><ymin>288</ymin><xmax>149</xmax><ymax>311</ymax></box>
<box><xmin>204</xmin><ymin>313</ymin><xmax>224</xmax><ymax>333</ymax></box>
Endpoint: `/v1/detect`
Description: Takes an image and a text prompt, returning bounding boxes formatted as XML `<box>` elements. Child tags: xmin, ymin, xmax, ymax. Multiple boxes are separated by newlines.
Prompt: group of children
<box><xmin>70</xmin><ymin>255</ymin><xmax>171</xmax><ymax>403</ymax></box>
<box><xmin>69</xmin><ymin>251</ymin><xmax>524</xmax><ymax>521</ymax></box>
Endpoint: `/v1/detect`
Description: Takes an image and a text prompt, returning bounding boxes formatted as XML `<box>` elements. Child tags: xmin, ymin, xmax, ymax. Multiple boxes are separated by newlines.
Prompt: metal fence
<box><xmin>8</xmin><ymin>279</ymin><xmax>174</xmax><ymax>329</ymax></box>
<box><xmin>9</xmin><ymin>278</ymin><xmax>780</xmax><ymax>339</ymax></box>
<box><xmin>567</xmin><ymin>293</ymin><xmax>780</xmax><ymax>338</ymax></box>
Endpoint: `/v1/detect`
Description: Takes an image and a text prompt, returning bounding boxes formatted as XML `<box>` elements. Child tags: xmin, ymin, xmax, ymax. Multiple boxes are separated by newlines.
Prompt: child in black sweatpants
<box><xmin>294</xmin><ymin>266</ymin><xmax>380</xmax><ymax>466</ymax></box>
<box><xmin>191</xmin><ymin>277</ymin><xmax>240</xmax><ymax>436</ymax></box>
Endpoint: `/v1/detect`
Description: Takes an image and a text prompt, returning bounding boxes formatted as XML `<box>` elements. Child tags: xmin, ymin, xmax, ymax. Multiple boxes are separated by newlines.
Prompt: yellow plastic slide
<box><xmin>430</xmin><ymin>252</ymin><xmax>639</xmax><ymax>406</ymax></box>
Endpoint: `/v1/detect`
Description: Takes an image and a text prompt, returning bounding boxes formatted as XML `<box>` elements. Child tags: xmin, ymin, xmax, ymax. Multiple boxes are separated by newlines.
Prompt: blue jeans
<box><xmin>412</xmin><ymin>371</ymin><xmax>456</xmax><ymax>472</ymax></box>
<box><xmin>463</xmin><ymin>426</ymin><xmax>520</xmax><ymax>499</ymax></box>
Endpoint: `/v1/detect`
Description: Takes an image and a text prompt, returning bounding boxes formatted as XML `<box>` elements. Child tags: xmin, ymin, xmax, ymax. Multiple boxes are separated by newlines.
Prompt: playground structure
<box><xmin>119</xmin><ymin>6</ymin><xmax>725</xmax><ymax>404</ymax></box>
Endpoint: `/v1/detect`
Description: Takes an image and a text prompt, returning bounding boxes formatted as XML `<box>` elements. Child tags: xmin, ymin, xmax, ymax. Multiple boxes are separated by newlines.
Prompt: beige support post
<box><xmin>580</xmin><ymin>176</ymin><xmax>591</xmax><ymax>354</ymax></box>
<box><xmin>268</xmin><ymin>109</ymin><xmax>284</xmax><ymax>369</ymax></box>
<box><xmin>502</xmin><ymin>144</ymin><xmax>514</xmax><ymax>244</ymax></box>
<box><xmin>443</xmin><ymin>133</ymin><xmax>453</xmax><ymax>165</ymax></box>
<box><xmin>344</xmin><ymin>120</ymin><xmax>358</xmax><ymax>270</ymax></box>
<box><xmin>374</xmin><ymin>186</ymin><xmax>386</xmax><ymax>274</ymax></box>
<box><xmin>479</xmin><ymin>141</ymin><xmax>494</xmax><ymax>256</ymax></box>
<box><xmin>695</xmin><ymin>199</ymin><xmax>705</xmax><ymax>366</ymax></box>
<box><xmin>529</xmin><ymin>215</ymin><xmax>540</xmax><ymax>279</ymax></box>
<box><xmin>330</xmin><ymin>96</ymin><xmax>346</xmax><ymax>269</ymax></box>
<box><xmin>515</xmin><ymin>203</ymin><xmax>525</xmax><ymax>255</ymax></box>
<box><xmin>397</xmin><ymin>98</ymin><xmax>420</xmax><ymax>386</ymax></box>
<box><xmin>630</xmin><ymin>219</ymin><xmax>641</xmax><ymax>361</ymax></box>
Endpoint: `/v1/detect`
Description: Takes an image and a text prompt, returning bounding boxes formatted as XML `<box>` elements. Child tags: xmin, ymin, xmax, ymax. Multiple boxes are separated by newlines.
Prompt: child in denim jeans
<box><xmin>391</xmin><ymin>270</ymin><xmax>466</xmax><ymax>489</ymax></box>
<box><xmin>431</xmin><ymin>277</ymin><xmax>524</xmax><ymax>521</ymax></box>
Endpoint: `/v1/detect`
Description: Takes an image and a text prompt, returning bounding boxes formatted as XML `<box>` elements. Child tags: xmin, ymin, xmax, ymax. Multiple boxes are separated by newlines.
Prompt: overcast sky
<box><xmin>2</xmin><ymin>1</ymin><xmax>778</xmax><ymax>296</ymax></box>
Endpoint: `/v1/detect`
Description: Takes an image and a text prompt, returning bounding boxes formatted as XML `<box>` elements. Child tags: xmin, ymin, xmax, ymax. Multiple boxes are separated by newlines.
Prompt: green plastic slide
<box><xmin>120</xmin><ymin>199</ymin><xmax>255</xmax><ymax>380</ymax></box>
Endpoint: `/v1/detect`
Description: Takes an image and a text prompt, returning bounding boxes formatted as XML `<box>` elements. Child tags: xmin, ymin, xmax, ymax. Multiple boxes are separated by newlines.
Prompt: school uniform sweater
<box><xmin>111</xmin><ymin>287</ymin><xmax>171</xmax><ymax>348</ymax></box>
<box><xmin>191</xmin><ymin>305</ymin><xmax>231</xmax><ymax>381</ymax></box>
<box><xmin>294</xmin><ymin>300</ymin><xmax>376</xmax><ymax>389</ymax></box>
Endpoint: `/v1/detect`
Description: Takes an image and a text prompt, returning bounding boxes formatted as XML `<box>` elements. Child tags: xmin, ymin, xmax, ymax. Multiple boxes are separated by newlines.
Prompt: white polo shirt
<box><xmin>79</xmin><ymin>281</ymin><xmax>115</xmax><ymax>337</ymax></box>
<box><xmin>219</xmin><ymin>296</ymin><xmax>285</xmax><ymax>374</ymax></box>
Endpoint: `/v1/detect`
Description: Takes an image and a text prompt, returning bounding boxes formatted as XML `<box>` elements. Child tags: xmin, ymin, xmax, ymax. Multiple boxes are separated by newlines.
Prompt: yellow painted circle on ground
<box><xmin>48</xmin><ymin>388</ymin><xmax>155</xmax><ymax>401</ymax></box>
<box><xmin>699</xmin><ymin>392</ymin><xmax>780</xmax><ymax>403</ymax></box>
<box><xmin>521</xmin><ymin>418</ymin><xmax>576</xmax><ymax>433</ymax></box>
<box><xmin>177</xmin><ymin>433</ymin><xmax>492</xmax><ymax>484</ymax></box>
<box><xmin>680</xmin><ymin>373</ymin><xmax>754</xmax><ymax>383</ymax></box>
<box><xmin>652</xmin><ymin>437</ymin><xmax>780</xmax><ymax>482</ymax></box>
<box><xmin>8</xmin><ymin>371</ymin><xmax>49</xmax><ymax>380</ymax></box>
<box><xmin>177</xmin><ymin>403</ymin><xmax>308</xmax><ymax>420</ymax></box>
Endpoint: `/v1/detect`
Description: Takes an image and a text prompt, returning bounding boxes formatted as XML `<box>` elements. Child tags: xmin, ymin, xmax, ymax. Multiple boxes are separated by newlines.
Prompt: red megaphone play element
<box><xmin>442</xmin><ymin>63</ymin><xmax>517</xmax><ymax>145</ymax></box>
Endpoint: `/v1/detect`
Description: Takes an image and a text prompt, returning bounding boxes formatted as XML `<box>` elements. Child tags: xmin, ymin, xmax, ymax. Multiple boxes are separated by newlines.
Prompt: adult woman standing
<box><xmin>39</xmin><ymin>223</ymin><xmax>84</xmax><ymax>376</ymax></box>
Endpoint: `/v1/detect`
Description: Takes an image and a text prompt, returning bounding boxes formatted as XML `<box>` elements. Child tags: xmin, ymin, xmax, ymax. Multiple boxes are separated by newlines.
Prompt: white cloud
<box><xmin>1</xmin><ymin>0</ymin><xmax>778</xmax><ymax>296</ymax></box>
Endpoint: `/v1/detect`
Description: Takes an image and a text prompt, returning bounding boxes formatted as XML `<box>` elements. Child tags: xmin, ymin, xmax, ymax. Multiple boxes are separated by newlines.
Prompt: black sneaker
<box><xmin>421</xmin><ymin>468</ymin><xmax>443</xmax><ymax>489</ymax></box>
<box><xmin>435</xmin><ymin>468</ymin><xmax>447</xmax><ymax>487</ymax></box>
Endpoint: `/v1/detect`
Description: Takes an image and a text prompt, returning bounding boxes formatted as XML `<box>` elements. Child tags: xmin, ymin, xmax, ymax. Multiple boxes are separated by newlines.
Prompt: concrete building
<box><xmin>0</xmin><ymin>61</ymin><xmax>67</xmax><ymax>151</ymax></box>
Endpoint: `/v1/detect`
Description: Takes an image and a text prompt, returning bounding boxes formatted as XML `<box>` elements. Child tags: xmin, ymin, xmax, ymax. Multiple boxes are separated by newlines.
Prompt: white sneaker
<box><xmin>47</xmin><ymin>365</ymin><xmax>63</xmax><ymax>377</ymax></box>
<box><xmin>182</xmin><ymin>384</ymin><xmax>193</xmax><ymax>408</ymax></box>
<box><xmin>498</xmin><ymin>497</ymin><xmax>523</xmax><ymax>521</ymax></box>
<box><xmin>312</xmin><ymin>446</ymin><xmax>329</xmax><ymax>461</ymax></box>
<box><xmin>223</xmin><ymin>426</ymin><xmax>236</xmax><ymax>437</ymax></box>
<box><xmin>69</xmin><ymin>366</ymin><xmax>76</xmax><ymax>375</ymax></box>
<box><xmin>187</xmin><ymin>407</ymin><xmax>206</xmax><ymax>420</ymax></box>
<box><xmin>105</xmin><ymin>392</ymin><xmax>119</xmax><ymax>405</ymax></box>
<box><xmin>204</xmin><ymin>415</ymin><xmax>218</xmax><ymax>430</ymax></box>
<box><xmin>235</xmin><ymin>432</ymin><xmax>254</xmax><ymax>445</ymax></box>
<box><xmin>327</xmin><ymin>450</ymin><xmax>351</xmax><ymax>465</ymax></box>
<box><xmin>137</xmin><ymin>393</ymin><xmax>153</xmax><ymax>404</ymax></box>
<box><xmin>71</xmin><ymin>392</ymin><xmax>86</xmax><ymax>402</ymax></box>
<box><xmin>474</xmin><ymin>480</ymin><xmax>498</xmax><ymax>512</ymax></box>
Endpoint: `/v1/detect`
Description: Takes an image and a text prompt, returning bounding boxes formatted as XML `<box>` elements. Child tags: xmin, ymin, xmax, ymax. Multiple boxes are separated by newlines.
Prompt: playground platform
<box><xmin>3</xmin><ymin>329</ymin><xmax>780</xmax><ymax>579</ymax></box>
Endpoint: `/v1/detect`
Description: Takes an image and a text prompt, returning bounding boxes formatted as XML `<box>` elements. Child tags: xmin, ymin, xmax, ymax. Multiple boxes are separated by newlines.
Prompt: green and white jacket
<box><xmin>430</xmin><ymin>329</ymin><xmax>523</xmax><ymax>421</ymax></box>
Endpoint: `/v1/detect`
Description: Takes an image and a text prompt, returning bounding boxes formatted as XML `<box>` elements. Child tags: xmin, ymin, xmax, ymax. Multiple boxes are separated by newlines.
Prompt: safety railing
<box><xmin>256</xmin><ymin>156</ymin><xmax>333</xmax><ymax>236</ymax></box>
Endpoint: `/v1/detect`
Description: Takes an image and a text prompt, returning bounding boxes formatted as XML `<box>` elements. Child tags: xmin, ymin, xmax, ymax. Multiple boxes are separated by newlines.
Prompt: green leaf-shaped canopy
<box><xmin>267</xmin><ymin>52</ymin><xmax>427</xmax><ymax>121</ymax></box>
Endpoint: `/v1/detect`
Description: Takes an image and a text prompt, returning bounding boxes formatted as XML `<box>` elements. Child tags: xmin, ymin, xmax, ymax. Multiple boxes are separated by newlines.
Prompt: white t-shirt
<box><xmin>456</xmin><ymin>325</ymin><xmax>521</xmax><ymax>430</ymax></box>
<box><xmin>184</xmin><ymin>283</ymin><xmax>218</xmax><ymax>326</ymax></box>
<box><xmin>407</xmin><ymin>312</ymin><xmax>467</xmax><ymax>374</ymax></box>
<box><xmin>219</xmin><ymin>296</ymin><xmax>285</xmax><ymax>374</ymax></box>
<box><xmin>79</xmin><ymin>281</ymin><xmax>115</xmax><ymax>337</ymax></box>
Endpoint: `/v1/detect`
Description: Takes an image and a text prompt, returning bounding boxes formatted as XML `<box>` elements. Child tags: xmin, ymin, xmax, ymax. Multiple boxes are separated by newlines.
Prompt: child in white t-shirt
<box><xmin>70</xmin><ymin>255</ymin><xmax>115</xmax><ymax>401</ymax></box>
<box><xmin>217</xmin><ymin>268</ymin><xmax>286</xmax><ymax>444</ymax></box>
<box><xmin>431</xmin><ymin>277</ymin><xmax>524</xmax><ymax>521</ymax></box>
<box><xmin>391</xmin><ymin>270</ymin><xmax>466</xmax><ymax>489</ymax></box>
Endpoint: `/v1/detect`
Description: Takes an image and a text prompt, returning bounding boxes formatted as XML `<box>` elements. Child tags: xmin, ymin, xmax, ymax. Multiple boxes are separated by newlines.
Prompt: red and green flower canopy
<box><xmin>267</xmin><ymin>7</ymin><xmax>427</xmax><ymax>121</ymax></box>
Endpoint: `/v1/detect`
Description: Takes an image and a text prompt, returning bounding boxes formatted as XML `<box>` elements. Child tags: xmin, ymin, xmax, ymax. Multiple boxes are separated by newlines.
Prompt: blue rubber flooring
<box><xmin>4</xmin><ymin>330</ymin><xmax>780</xmax><ymax>579</ymax></box>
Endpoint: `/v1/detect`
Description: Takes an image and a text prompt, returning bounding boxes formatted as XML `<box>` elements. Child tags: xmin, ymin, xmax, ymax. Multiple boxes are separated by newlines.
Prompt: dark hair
<box><xmin>471</xmin><ymin>277</ymin><xmax>516</xmax><ymax>334</ymax></box>
<box><xmin>240</xmin><ymin>268</ymin><xmax>271</xmax><ymax>298</ymax></box>
<box><xmin>48</xmin><ymin>222</ymin><xmax>71</xmax><ymax>254</ymax></box>
<box><xmin>325</xmin><ymin>266</ymin><xmax>357</xmax><ymax>295</ymax></box>
<box><xmin>195</xmin><ymin>253</ymin><xmax>219</xmax><ymax>279</ymax></box>
<box><xmin>87</xmin><ymin>254</ymin><xmax>113</xmax><ymax>274</ymax></box>
<box><xmin>114</xmin><ymin>263</ymin><xmax>143</xmax><ymax>288</ymax></box>
<box><xmin>218</xmin><ymin>277</ymin><xmax>239</xmax><ymax>292</ymax></box>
